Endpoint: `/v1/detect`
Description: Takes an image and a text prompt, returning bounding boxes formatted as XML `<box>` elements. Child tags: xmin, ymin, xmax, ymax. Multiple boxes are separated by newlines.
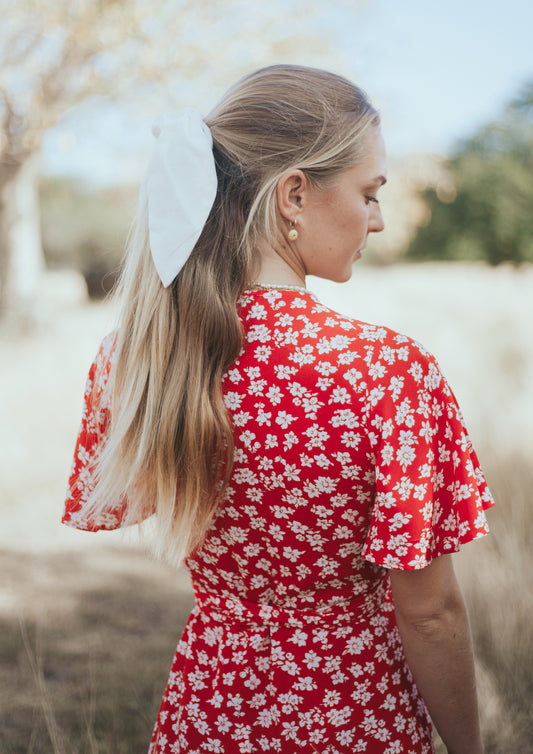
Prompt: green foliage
<box><xmin>40</xmin><ymin>177</ymin><xmax>137</xmax><ymax>296</ymax></box>
<box><xmin>406</xmin><ymin>82</ymin><xmax>533</xmax><ymax>265</ymax></box>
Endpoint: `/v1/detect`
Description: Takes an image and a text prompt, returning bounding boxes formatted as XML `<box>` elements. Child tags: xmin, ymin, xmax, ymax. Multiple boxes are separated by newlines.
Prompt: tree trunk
<box><xmin>0</xmin><ymin>152</ymin><xmax>45</xmax><ymax>324</ymax></box>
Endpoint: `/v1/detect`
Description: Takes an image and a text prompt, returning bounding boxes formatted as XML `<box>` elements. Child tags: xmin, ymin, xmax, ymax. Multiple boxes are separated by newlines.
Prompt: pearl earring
<box><xmin>288</xmin><ymin>221</ymin><xmax>298</xmax><ymax>241</ymax></box>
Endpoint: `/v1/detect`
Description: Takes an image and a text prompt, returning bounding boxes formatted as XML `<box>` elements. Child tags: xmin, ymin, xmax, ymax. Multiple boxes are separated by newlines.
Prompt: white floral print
<box><xmin>63</xmin><ymin>288</ymin><xmax>494</xmax><ymax>753</ymax></box>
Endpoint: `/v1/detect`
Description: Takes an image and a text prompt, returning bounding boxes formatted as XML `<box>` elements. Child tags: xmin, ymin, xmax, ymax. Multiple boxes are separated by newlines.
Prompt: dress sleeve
<box><xmin>361</xmin><ymin>337</ymin><xmax>495</xmax><ymax>570</ymax></box>
<box><xmin>62</xmin><ymin>333</ymin><xmax>129</xmax><ymax>531</ymax></box>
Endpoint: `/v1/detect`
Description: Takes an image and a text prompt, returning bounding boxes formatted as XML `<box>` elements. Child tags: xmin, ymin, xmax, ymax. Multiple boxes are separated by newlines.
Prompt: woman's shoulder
<box><xmin>92</xmin><ymin>330</ymin><xmax>118</xmax><ymax>371</ymax></box>
<box><xmin>95</xmin><ymin>330</ymin><xmax>118</xmax><ymax>362</ymax></box>
<box><xmin>240</xmin><ymin>288</ymin><xmax>439</xmax><ymax>371</ymax></box>
<box><xmin>84</xmin><ymin>331</ymin><xmax>118</xmax><ymax>408</ymax></box>
<box><xmin>315</xmin><ymin>299</ymin><xmax>437</xmax><ymax>364</ymax></box>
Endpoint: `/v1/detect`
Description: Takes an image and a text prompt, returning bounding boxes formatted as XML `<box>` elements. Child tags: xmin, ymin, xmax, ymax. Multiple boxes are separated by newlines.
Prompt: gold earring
<box><xmin>288</xmin><ymin>221</ymin><xmax>298</xmax><ymax>241</ymax></box>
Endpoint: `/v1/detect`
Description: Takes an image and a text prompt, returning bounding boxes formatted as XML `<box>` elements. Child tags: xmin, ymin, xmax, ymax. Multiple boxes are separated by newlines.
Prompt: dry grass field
<box><xmin>1</xmin><ymin>262</ymin><xmax>532</xmax><ymax>753</ymax></box>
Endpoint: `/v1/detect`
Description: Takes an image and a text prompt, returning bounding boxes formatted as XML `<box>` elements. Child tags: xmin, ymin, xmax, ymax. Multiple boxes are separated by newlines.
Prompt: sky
<box><xmin>343</xmin><ymin>0</ymin><xmax>533</xmax><ymax>154</ymax></box>
<box><xmin>42</xmin><ymin>0</ymin><xmax>533</xmax><ymax>185</ymax></box>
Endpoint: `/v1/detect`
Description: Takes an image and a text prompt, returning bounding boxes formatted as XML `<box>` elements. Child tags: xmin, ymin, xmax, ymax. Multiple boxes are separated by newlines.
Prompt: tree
<box><xmin>0</xmin><ymin>0</ymin><xmax>362</xmax><ymax>322</ymax></box>
<box><xmin>406</xmin><ymin>82</ymin><xmax>533</xmax><ymax>266</ymax></box>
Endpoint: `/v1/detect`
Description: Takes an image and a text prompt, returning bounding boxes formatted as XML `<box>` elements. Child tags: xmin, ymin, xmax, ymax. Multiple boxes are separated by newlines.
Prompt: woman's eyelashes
<box><xmin>365</xmin><ymin>195</ymin><xmax>379</xmax><ymax>205</ymax></box>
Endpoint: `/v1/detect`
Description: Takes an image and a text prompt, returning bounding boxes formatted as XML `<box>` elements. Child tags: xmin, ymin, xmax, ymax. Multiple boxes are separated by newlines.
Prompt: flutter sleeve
<box><xmin>62</xmin><ymin>333</ymin><xmax>129</xmax><ymax>531</ymax></box>
<box><xmin>361</xmin><ymin>335</ymin><xmax>495</xmax><ymax>570</ymax></box>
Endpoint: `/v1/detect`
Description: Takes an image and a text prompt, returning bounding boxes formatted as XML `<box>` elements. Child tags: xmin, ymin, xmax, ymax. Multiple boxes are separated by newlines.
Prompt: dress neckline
<box><xmin>244</xmin><ymin>283</ymin><xmax>309</xmax><ymax>294</ymax></box>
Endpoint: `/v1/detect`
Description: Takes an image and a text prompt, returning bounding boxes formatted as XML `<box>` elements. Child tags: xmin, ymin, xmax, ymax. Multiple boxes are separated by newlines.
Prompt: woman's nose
<box><xmin>369</xmin><ymin>203</ymin><xmax>385</xmax><ymax>234</ymax></box>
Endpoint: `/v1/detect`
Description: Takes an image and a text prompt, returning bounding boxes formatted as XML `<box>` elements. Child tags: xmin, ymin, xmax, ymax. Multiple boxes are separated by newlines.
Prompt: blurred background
<box><xmin>1</xmin><ymin>0</ymin><xmax>532</xmax><ymax>752</ymax></box>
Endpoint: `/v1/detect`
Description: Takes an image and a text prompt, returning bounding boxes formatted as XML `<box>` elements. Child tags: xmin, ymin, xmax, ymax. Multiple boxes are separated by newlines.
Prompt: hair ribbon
<box><xmin>142</xmin><ymin>109</ymin><xmax>218</xmax><ymax>287</ymax></box>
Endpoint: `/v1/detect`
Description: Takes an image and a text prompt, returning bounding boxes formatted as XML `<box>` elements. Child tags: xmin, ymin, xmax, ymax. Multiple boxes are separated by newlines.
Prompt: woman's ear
<box><xmin>276</xmin><ymin>169</ymin><xmax>308</xmax><ymax>222</ymax></box>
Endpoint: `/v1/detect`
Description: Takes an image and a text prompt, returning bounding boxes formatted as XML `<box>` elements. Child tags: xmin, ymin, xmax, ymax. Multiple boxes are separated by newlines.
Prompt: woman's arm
<box><xmin>389</xmin><ymin>555</ymin><xmax>484</xmax><ymax>754</ymax></box>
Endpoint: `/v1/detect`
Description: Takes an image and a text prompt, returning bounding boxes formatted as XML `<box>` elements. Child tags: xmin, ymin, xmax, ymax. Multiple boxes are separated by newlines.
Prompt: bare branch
<box><xmin>0</xmin><ymin>0</ymin><xmax>363</xmax><ymax>161</ymax></box>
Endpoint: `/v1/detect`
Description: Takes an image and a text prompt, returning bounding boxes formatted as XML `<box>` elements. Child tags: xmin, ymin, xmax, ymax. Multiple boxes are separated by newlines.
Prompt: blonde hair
<box><xmin>89</xmin><ymin>64</ymin><xmax>379</xmax><ymax>565</ymax></box>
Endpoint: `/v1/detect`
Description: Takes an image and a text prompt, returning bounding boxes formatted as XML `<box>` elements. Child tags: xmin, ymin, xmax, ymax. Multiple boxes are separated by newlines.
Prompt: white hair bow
<box><xmin>143</xmin><ymin>108</ymin><xmax>218</xmax><ymax>287</ymax></box>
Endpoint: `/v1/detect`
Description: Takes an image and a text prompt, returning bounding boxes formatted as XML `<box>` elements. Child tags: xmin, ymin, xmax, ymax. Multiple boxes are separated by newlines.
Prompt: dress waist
<box><xmin>193</xmin><ymin>579</ymin><xmax>387</xmax><ymax>629</ymax></box>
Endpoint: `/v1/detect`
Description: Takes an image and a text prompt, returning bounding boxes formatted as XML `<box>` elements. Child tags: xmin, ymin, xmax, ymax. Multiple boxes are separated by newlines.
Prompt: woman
<box><xmin>63</xmin><ymin>64</ymin><xmax>493</xmax><ymax>753</ymax></box>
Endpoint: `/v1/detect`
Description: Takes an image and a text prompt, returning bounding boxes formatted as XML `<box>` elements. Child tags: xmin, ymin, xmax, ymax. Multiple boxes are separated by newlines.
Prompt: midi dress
<box><xmin>62</xmin><ymin>286</ymin><xmax>494</xmax><ymax>754</ymax></box>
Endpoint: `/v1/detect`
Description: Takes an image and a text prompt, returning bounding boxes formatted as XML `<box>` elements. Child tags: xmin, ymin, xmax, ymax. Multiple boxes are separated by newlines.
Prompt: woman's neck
<box><xmin>252</xmin><ymin>244</ymin><xmax>306</xmax><ymax>288</ymax></box>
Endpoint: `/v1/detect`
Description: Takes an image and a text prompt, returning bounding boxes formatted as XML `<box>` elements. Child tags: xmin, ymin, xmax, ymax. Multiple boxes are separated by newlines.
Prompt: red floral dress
<box><xmin>63</xmin><ymin>288</ymin><xmax>494</xmax><ymax>754</ymax></box>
